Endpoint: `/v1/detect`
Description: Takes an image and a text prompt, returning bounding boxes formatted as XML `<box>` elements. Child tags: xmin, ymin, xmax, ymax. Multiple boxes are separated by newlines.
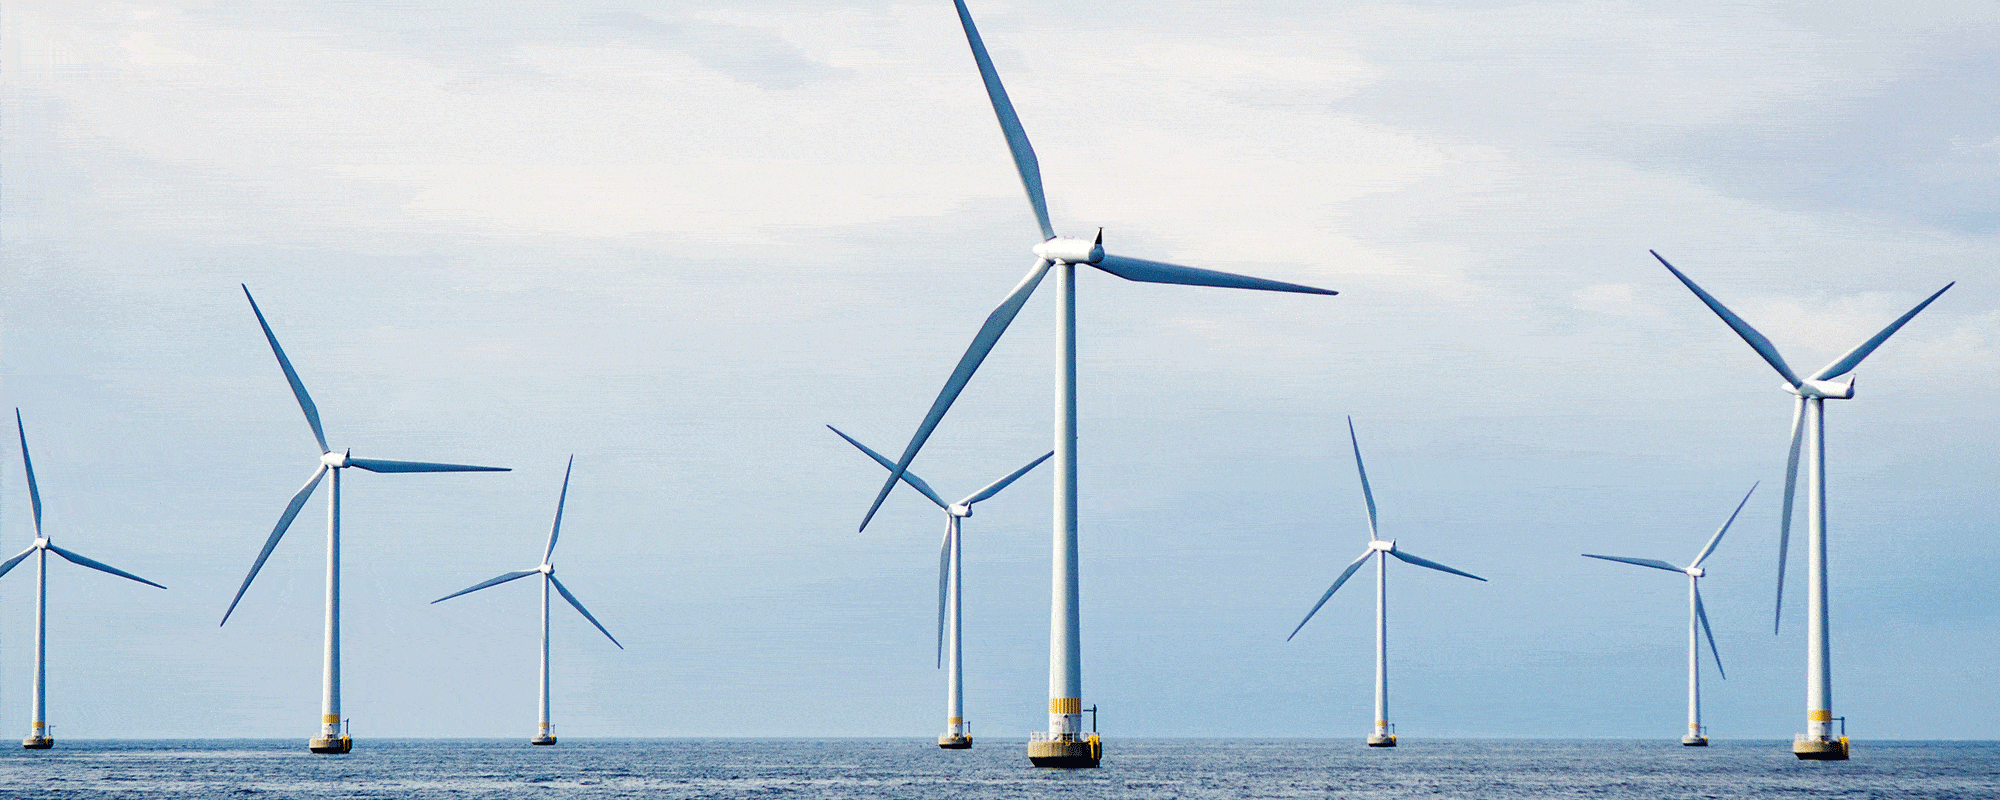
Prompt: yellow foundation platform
<box><xmin>1793</xmin><ymin>737</ymin><xmax>1849</xmax><ymax>760</ymax></box>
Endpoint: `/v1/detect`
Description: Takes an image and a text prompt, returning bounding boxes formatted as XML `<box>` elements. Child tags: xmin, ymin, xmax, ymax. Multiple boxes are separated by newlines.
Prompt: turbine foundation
<box><xmin>1793</xmin><ymin>736</ymin><xmax>1849</xmax><ymax>760</ymax></box>
<box><xmin>1681</xmin><ymin>735</ymin><xmax>1709</xmax><ymax>747</ymax></box>
<box><xmin>308</xmin><ymin>735</ymin><xmax>352</xmax><ymax>754</ymax></box>
<box><xmin>937</xmin><ymin>734</ymin><xmax>972</xmax><ymax>749</ymax></box>
<box><xmin>1028</xmin><ymin>733</ymin><xmax>1100</xmax><ymax>768</ymax></box>
<box><xmin>1367</xmin><ymin>733</ymin><xmax>1397</xmax><ymax>747</ymax></box>
<box><xmin>531</xmin><ymin>734</ymin><xmax>558</xmax><ymax>746</ymax></box>
<box><xmin>22</xmin><ymin>731</ymin><xmax>53</xmax><ymax>750</ymax></box>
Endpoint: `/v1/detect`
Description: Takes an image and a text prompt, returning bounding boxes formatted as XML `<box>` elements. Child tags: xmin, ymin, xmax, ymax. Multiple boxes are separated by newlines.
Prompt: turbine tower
<box><xmin>830</xmin><ymin>425</ymin><xmax>1052</xmax><ymax>749</ymax></box>
<box><xmin>221</xmin><ymin>285</ymin><xmax>508</xmax><ymax>754</ymax></box>
<box><xmin>1654</xmin><ymin>251</ymin><xmax>1952</xmax><ymax>760</ymax></box>
<box><xmin>1582</xmin><ymin>483</ymin><xmax>1756</xmax><ymax>746</ymax></box>
<box><xmin>857</xmin><ymin>1</ymin><xmax>1337</xmax><ymax>768</ymax></box>
<box><xmin>2</xmin><ymin>410</ymin><xmax>167</xmax><ymax>749</ymax></box>
<box><xmin>433</xmin><ymin>456</ymin><xmax>623</xmax><ymax>746</ymax></box>
<box><xmin>1287</xmin><ymin>418</ymin><xmax>1485</xmax><ymax>747</ymax></box>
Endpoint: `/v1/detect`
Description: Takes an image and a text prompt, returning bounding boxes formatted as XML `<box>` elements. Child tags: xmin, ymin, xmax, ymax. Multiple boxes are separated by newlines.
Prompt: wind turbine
<box><xmin>1287</xmin><ymin>418</ymin><xmax>1485</xmax><ymax>747</ymax></box>
<box><xmin>830</xmin><ymin>425</ymin><xmax>1051</xmax><ymax>750</ymax></box>
<box><xmin>856</xmin><ymin>1</ymin><xmax>1337</xmax><ymax>768</ymax></box>
<box><xmin>1</xmin><ymin>410</ymin><xmax>167</xmax><ymax>749</ymax></box>
<box><xmin>432</xmin><ymin>456</ymin><xmax>622</xmax><ymax>746</ymax></box>
<box><xmin>1582</xmin><ymin>482</ymin><xmax>1756</xmax><ymax>746</ymax></box>
<box><xmin>221</xmin><ymin>285</ymin><xmax>508</xmax><ymax>754</ymax></box>
<box><xmin>1654</xmin><ymin>251</ymin><xmax>1952</xmax><ymax>760</ymax></box>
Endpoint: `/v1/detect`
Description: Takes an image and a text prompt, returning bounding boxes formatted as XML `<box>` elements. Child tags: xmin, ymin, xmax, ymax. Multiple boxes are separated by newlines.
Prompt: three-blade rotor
<box><xmin>1580</xmin><ymin>482</ymin><xmax>1757</xmax><ymax>678</ymax></box>
<box><xmin>432</xmin><ymin>456</ymin><xmax>622</xmax><ymax>649</ymax></box>
<box><xmin>2</xmin><ymin>410</ymin><xmax>166</xmax><ymax>591</ymax></box>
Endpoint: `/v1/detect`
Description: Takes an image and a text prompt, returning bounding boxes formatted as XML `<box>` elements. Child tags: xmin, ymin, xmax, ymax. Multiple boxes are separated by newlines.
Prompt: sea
<box><xmin>1</xmin><ymin>738</ymin><xmax>1994</xmax><ymax>799</ymax></box>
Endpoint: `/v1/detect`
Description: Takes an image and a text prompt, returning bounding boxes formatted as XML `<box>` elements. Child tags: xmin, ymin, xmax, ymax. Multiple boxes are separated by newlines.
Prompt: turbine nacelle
<box><xmin>1031</xmin><ymin>234</ymin><xmax>1103</xmax><ymax>265</ymax></box>
<box><xmin>948</xmin><ymin>502</ymin><xmax>973</xmax><ymax>518</ymax></box>
<box><xmin>1368</xmin><ymin>539</ymin><xmax>1395</xmax><ymax>553</ymax></box>
<box><xmin>537</xmin><ymin>563</ymin><xmax>554</xmax><ymax>575</ymax></box>
<box><xmin>1787</xmin><ymin>377</ymin><xmax>1855</xmax><ymax>400</ymax></box>
<box><xmin>32</xmin><ymin>538</ymin><xmax>49</xmax><ymax>550</ymax></box>
<box><xmin>320</xmin><ymin>450</ymin><xmax>351</xmax><ymax>468</ymax></box>
<box><xmin>1686</xmin><ymin>566</ymin><xmax>1705</xmax><ymax>578</ymax></box>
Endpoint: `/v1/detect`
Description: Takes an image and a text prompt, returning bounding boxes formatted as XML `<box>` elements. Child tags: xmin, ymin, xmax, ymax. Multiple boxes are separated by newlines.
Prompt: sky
<box><xmin>0</xmin><ymin>0</ymin><xmax>1995</xmax><ymax>742</ymax></box>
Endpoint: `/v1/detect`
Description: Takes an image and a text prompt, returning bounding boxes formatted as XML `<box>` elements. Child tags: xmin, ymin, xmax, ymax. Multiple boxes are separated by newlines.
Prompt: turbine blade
<box><xmin>828</xmin><ymin>426</ymin><xmax>948</xmax><ymax>510</ymax></box>
<box><xmin>1390</xmin><ymin>548</ymin><xmax>1487</xmax><ymax>581</ymax></box>
<box><xmin>1809</xmin><ymin>282</ymin><xmax>1955</xmax><ymax>381</ymax></box>
<box><xmin>1347</xmin><ymin>417</ymin><xmax>1379</xmax><ymax>541</ymax></box>
<box><xmin>222</xmin><ymin>464</ymin><xmax>327</xmax><ymax>625</ymax></box>
<box><xmin>952</xmin><ymin>0</ymin><xmax>1053</xmax><ymax>240</ymax></box>
<box><xmin>0</xmin><ymin>545</ymin><xmax>37</xmax><ymax>579</ymax></box>
<box><xmin>1691</xmin><ymin>482</ymin><xmax>1758</xmax><ymax>568</ymax></box>
<box><xmin>346</xmin><ymin>457</ymin><xmax>509</xmax><ymax>473</ymax></box>
<box><xmin>243</xmin><ymin>285</ymin><xmax>330</xmax><ymax>453</ymax></box>
<box><xmin>959</xmin><ymin>451</ymin><xmax>1054</xmax><ymax>507</ymax></box>
<box><xmin>1287</xmin><ymin>550</ymin><xmax>1373</xmax><ymax>641</ymax></box>
<box><xmin>937</xmin><ymin>526</ymin><xmax>951</xmax><ymax>669</ymax></box>
<box><xmin>544</xmin><ymin>455</ymin><xmax>574</xmax><ymax>564</ymax></box>
<box><xmin>1581</xmin><ymin>553</ymin><xmax>1683</xmax><ymax>574</ymax></box>
<box><xmin>15</xmin><ymin>410</ymin><xmax>43</xmax><ymax>536</ymax></box>
<box><xmin>1696</xmin><ymin>585</ymin><xmax>1725</xmax><ymax>679</ymax></box>
<box><xmin>431</xmin><ymin>569</ymin><xmax>538</xmax><ymax>604</ymax></box>
<box><xmin>46</xmin><ymin>544</ymin><xmax>166</xmax><ymax>589</ymax></box>
<box><xmin>1652</xmin><ymin>251</ymin><xmax>1801</xmax><ymax>387</ymax></box>
<box><xmin>549</xmin><ymin>575</ymin><xmax>623</xmax><ymax>649</ymax></box>
<box><xmin>1092</xmin><ymin>254</ymin><xmax>1336</xmax><ymax>295</ymax></box>
<box><xmin>1776</xmin><ymin>396</ymin><xmax>1804</xmax><ymax>634</ymax></box>
<box><xmin>859</xmin><ymin>259</ymin><xmax>1053</xmax><ymax>531</ymax></box>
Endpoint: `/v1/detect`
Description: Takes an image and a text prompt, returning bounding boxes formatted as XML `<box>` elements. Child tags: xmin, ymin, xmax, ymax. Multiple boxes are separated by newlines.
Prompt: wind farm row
<box><xmin>2</xmin><ymin>0</ymin><xmax>1964</xmax><ymax>769</ymax></box>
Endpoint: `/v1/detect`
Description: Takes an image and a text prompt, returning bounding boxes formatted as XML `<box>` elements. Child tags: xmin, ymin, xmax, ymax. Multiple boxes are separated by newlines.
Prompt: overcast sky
<box><xmin>1</xmin><ymin>1</ymin><xmax>1995</xmax><ymax>742</ymax></box>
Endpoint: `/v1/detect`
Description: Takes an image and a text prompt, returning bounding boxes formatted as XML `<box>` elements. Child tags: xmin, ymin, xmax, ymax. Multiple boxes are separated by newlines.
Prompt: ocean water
<box><xmin>1</xmin><ymin>738</ymin><xmax>1995</xmax><ymax>799</ymax></box>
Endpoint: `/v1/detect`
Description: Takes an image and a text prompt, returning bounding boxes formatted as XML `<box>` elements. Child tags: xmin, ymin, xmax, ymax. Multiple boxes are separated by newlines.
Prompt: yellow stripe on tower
<box><xmin>948</xmin><ymin>717</ymin><xmax>963</xmax><ymax>725</ymax></box>
<box><xmin>1809</xmin><ymin>710</ymin><xmax>1833</xmax><ymax>722</ymax></box>
<box><xmin>323</xmin><ymin>714</ymin><xmax>342</xmax><ymax>724</ymax></box>
<box><xmin>1050</xmin><ymin>698</ymin><xmax>1081</xmax><ymax>714</ymax></box>
<box><xmin>31</xmin><ymin>722</ymin><xmax>44</xmax><ymax>730</ymax></box>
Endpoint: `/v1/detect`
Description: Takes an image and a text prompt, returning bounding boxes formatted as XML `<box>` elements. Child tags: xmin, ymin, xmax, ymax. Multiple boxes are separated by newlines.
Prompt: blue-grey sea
<box><xmin>1</xmin><ymin>739</ymin><xmax>1994</xmax><ymax>798</ymax></box>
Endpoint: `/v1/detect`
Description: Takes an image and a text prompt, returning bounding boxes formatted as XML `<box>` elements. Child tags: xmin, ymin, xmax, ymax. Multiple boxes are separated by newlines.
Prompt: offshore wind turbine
<box><xmin>221</xmin><ymin>285</ymin><xmax>508</xmax><ymax>754</ymax></box>
<box><xmin>830</xmin><ymin>425</ymin><xmax>1052</xmax><ymax>749</ymax></box>
<box><xmin>1654</xmin><ymin>251</ymin><xmax>1952</xmax><ymax>760</ymax></box>
<box><xmin>2</xmin><ymin>410</ymin><xmax>166</xmax><ymax>749</ymax></box>
<box><xmin>1582</xmin><ymin>483</ymin><xmax>1756</xmax><ymax>746</ymax></box>
<box><xmin>432</xmin><ymin>456</ymin><xmax>622</xmax><ymax>746</ymax></box>
<box><xmin>857</xmin><ymin>1</ymin><xmax>1336</xmax><ymax>768</ymax></box>
<box><xmin>1287</xmin><ymin>418</ymin><xmax>1485</xmax><ymax>747</ymax></box>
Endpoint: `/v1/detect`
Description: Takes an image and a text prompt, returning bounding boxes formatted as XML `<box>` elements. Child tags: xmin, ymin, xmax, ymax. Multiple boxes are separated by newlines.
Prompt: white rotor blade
<box><xmin>0</xmin><ymin>545</ymin><xmax>36</xmax><ymax>579</ymax></box>
<box><xmin>1776</xmin><ymin>396</ymin><xmax>1804</xmax><ymax>634</ymax></box>
<box><xmin>1390</xmin><ymin>548</ymin><xmax>1487</xmax><ymax>582</ymax></box>
<box><xmin>549</xmin><ymin>575</ymin><xmax>623</xmax><ymax>649</ymax></box>
<box><xmin>952</xmin><ymin>0</ymin><xmax>1053</xmax><ymax>240</ymax></box>
<box><xmin>543</xmin><ymin>455</ymin><xmax>575</xmax><ymax>564</ymax></box>
<box><xmin>48</xmin><ymin>544</ymin><xmax>166</xmax><ymax>589</ymax></box>
<box><xmin>15</xmin><ymin>410</ymin><xmax>44</xmax><ymax>536</ymax></box>
<box><xmin>1652</xmin><ymin>251</ymin><xmax>1802</xmax><ymax>387</ymax></box>
<box><xmin>1347</xmin><ymin>417</ymin><xmax>1379</xmax><ymax>541</ymax></box>
<box><xmin>1696</xmin><ymin>584</ymin><xmax>1725</xmax><ymax>679</ymax></box>
<box><xmin>1691</xmin><ymin>482</ymin><xmax>1758</xmax><ymax>569</ymax></box>
<box><xmin>432</xmin><ymin>569</ymin><xmax>539</xmax><ymax>604</ymax></box>
<box><xmin>242</xmin><ymin>285</ymin><xmax>330</xmax><ymax>453</ymax></box>
<box><xmin>828</xmin><ymin>426</ymin><xmax>947</xmax><ymax>510</ymax></box>
<box><xmin>1581</xmin><ymin>553</ymin><xmax>1683</xmax><ymax>574</ymax></box>
<box><xmin>936</xmin><ymin>525</ymin><xmax>951</xmax><ymax>669</ymax></box>
<box><xmin>959</xmin><ymin>450</ymin><xmax>1054</xmax><ymax>507</ymax></box>
<box><xmin>222</xmin><ymin>464</ymin><xmax>328</xmax><ymax>625</ymax></box>
<box><xmin>1287</xmin><ymin>549</ymin><xmax>1374</xmax><ymax>641</ymax></box>
<box><xmin>346</xmin><ymin>457</ymin><xmax>508</xmax><ymax>473</ymax></box>
<box><xmin>1091</xmin><ymin>254</ymin><xmax>1336</xmax><ymax>296</ymax></box>
<box><xmin>859</xmin><ymin>259</ymin><xmax>1053</xmax><ymax>531</ymax></box>
<box><xmin>1809</xmin><ymin>282</ymin><xmax>1954</xmax><ymax>381</ymax></box>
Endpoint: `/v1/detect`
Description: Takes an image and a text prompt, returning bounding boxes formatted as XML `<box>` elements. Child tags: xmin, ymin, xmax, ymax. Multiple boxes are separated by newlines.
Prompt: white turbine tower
<box><xmin>1582</xmin><ymin>483</ymin><xmax>1756</xmax><ymax>746</ymax></box>
<box><xmin>221</xmin><ymin>285</ymin><xmax>508</xmax><ymax>754</ymax></box>
<box><xmin>1</xmin><ymin>410</ymin><xmax>167</xmax><ymax>749</ymax></box>
<box><xmin>1654</xmin><ymin>251</ymin><xmax>1952</xmax><ymax>760</ymax></box>
<box><xmin>830</xmin><ymin>425</ymin><xmax>1052</xmax><ymax>750</ymax></box>
<box><xmin>1287</xmin><ymin>418</ymin><xmax>1485</xmax><ymax>747</ymax></box>
<box><xmin>432</xmin><ymin>456</ymin><xmax>623</xmax><ymax>746</ymax></box>
<box><xmin>856</xmin><ymin>1</ymin><xmax>1337</xmax><ymax>768</ymax></box>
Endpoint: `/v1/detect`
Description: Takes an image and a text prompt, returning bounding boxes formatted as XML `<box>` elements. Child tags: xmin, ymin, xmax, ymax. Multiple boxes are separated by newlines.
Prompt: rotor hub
<box><xmin>1686</xmin><ymin>566</ymin><xmax>1704</xmax><ymax>578</ymax></box>
<box><xmin>949</xmin><ymin>503</ymin><xmax>972</xmax><ymax>518</ymax></box>
<box><xmin>1368</xmin><ymin>539</ymin><xmax>1395</xmax><ymax>552</ymax></box>
<box><xmin>33</xmin><ymin>537</ymin><xmax>49</xmax><ymax>549</ymax></box>
<box><xmin>320</xmin><ymin>451</ymin><xmax>350</xmax><ymax>468</ymax></box>
<box><xmin>1031</xmin><ymin>236</ymin><xmax>1103</xmax><ymax>265</ymax></box>
<box><xmin>1788</xmin><ymin>377</ymin><xmax>1855</xmax><ymax>400</ymax></box>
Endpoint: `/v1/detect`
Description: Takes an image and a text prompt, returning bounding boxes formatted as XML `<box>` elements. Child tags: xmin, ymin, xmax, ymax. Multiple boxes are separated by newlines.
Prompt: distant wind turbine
<box><xmin>830</xmin><ymin>425</ymin><xmax>1051</xmax><ymax>750</ymax></box>
<box><xmin>2</xmin><ymin>410</ymin><xmax>166</xmax><ymax>750</ymax></box>
<box><xmin>1654</xmin><ymin>252</ymin><xmax>1951</xmax><ymax>760</ymax></box>
<box><xmin>432</xmin><ymin>456</ymin><xmax>622</xmax><ymax>746</ymax></box>
<box><xmin>857</xmin><ymin>1</ymin><xmax>1337</xmax><ymax>768</ymax></box>
<box><xmin>1582</xmin><ymin>482</ymin><xmax>1756</xmax><ymax>746</ymax></box>
<box><xmin>1288</xmin><ymin>418</ymin><xmax>1485</xmax><ymax>747</ymax></box>
<box><xmin>221</xmin><ymin>285</ymin><xmax>508</xmax><ymax>754</ymax></box>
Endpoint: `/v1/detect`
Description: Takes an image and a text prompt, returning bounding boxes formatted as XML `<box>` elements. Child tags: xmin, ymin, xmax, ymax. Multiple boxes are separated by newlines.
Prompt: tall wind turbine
<box><xmin>1287</xmin><ymin>418</ymin><xmax>1485</xmax><ymax>747</ymax></box>
<box><xmin>1582</xmin><ymin>483</ymin><xmax>1756</xmax><ymax>746</ymax></box>
<box><xmin>1</xmin><ymin>410</ymin><xmax>167</xmax><ymax>749</ymax></box>
<box><xmin>1654</xmin><ymin>251</ymin><xmax>1952</xmax><ymax>760</ymax></box>
<box><xmin>221</xmin><ymin>285</ymin><xmax>508</xmax><ymax>754</ymax></box>
<box><xmin>830</xmin><ymin>425</ymin><xmax>1051</xmax><ymax>750</ymax></box>
<box><xmin>856</xmin><ymin>1</ymin><xmax>1337</xmax><ymax>768</ymax></box>
<box><xmin>432</xmin><ymin>456</ymin><xmax>622</xmax><ymax>745</ymax></box>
